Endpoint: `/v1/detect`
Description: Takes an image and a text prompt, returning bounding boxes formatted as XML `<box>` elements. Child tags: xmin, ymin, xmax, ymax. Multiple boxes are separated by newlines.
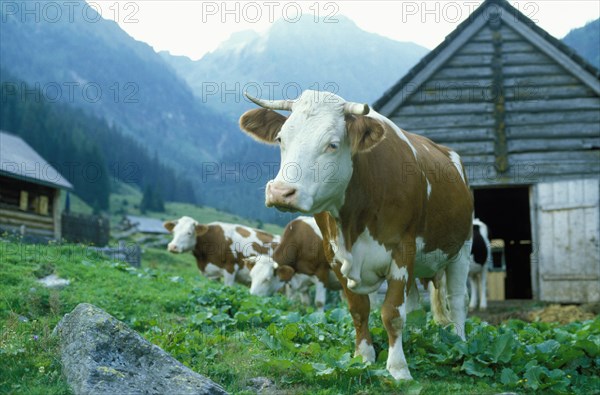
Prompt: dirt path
<box><xmin>469</xmin><ymin>300</ymin><xmax>599</xmax><ymax>325</ymax></box>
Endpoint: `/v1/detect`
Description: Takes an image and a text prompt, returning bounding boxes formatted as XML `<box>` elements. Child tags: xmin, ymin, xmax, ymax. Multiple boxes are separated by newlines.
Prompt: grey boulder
<box><xmin>54</xmin><ymin>303</ymin><xmax>227</xmax><ymax>395</ymax></box>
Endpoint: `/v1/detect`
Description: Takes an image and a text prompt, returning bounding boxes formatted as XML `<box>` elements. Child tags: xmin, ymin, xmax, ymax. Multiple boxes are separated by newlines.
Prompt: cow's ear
<box><xmin>195</xmin><ymin>223</ymin><xmax>209</xmax><ymax>236</ymax></box>
<box><xmin>346</xmin><ymin>115</ymin><xmax>386</xmax><ymax>154</ymax></box>
<box><xmin>244</xmin><ymin>257</ymin><xmax>257</xmax><ymax>271</ymax></box>
<box><xmin>239</xmin><ymin>108</ymin><xmax>287</xmax><ymax>144</ymax></box>
<box><xmin>163</xmin><ymin>220</ymin><xmax>177</xmax><ymax>233</ymax></box>
<box><xmin>276</xmin><ymin>265</ymin><xmax>295</xmax><ymax>282</ymax></box>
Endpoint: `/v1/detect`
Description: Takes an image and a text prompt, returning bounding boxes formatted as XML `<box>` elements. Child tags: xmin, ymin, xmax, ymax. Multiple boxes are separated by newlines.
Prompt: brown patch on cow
<box><xmin>338</xmin><ymin>121</ymin><xmax>472</xmax><ymax>261</ymax></box>
<box><xmin>244</xmin><ymin>258</ymin><xmax>257</xmax><ymax>271</ymax></box>
<box><xmin>235</xmin><ymin>226</ymin><xmax>251</xmax><ymax>238</ymax></box>
<box><xmin>272</xmin><ymin>217</ymin><xmax>336</xmax><ymax>289</ymax></box>
<box><xmin>276</xmin><ymin>265</ymin><xmax>295</xmax><ymax>282</ymax></box>
<box><xmin>255</xmin><ymin>229</ymin><xmax>275</xmax><ymax>244</ymax></box>
<box><xmin>192</xmin><ymin>225</ymin><xmax>232</xmax><ymax>273</ymax></box>
<box><xmin>239</xmin><ymin>108</ymin><xmax>287</xmax><ymax>144</ymax></box>
<box><xmin>195</xmin><ymin>224</ymin><xmax>209</xmax><ymax>236</ymax></box>
<box><xmin>252</xmin><ymin>242</ymin><xmax>269</xmax><ymax>255</ymax></box>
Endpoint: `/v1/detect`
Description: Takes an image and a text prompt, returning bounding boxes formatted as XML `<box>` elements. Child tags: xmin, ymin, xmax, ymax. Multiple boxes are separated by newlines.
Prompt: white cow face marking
<box><xmin>268</xmin><ymin>92</ymin><xmax>353</xmax><ymax>213</ymax></box>
<box><xmin>164</xmin><ymin>216</ymin><xmax>208</xmax><ymax>254</ymax></box>
<box><xmin>247</xmin><ymin>255</ymin><xmax>285</xmax><ymax>297</ymax></box>
<box><xmin>240</xmin><ymin>90</ymin><xmax>385</xmax><ymax>214</ymax></box>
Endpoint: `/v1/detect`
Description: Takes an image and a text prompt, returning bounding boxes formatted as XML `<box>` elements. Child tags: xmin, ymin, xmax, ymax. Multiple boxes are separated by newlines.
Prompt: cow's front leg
<box><xmin>313</xmin><ymin>279</ymin><xmax>327</xmax><ymax>311</ymax></box>
<box><xmin>382</xmin><ymin>274</ymin><xmax>412</xmax><ymax>380</ymax></box>
<box><xmin>333</xmin><ymin>263</ymin><xmax>374</xmax><ymax>362</ymax></box>
<box><xmin>222</xmin><ymin>267</ymin><xmax>236</xmax><ymax>286</ymax></box>
<box><xmin>445</xmin><ymin>243</ymin><xmax>470</xmax><ymax>340</ymax></box>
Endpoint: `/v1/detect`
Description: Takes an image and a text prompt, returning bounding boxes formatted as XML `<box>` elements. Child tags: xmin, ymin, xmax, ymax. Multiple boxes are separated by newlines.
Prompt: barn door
<box><xmin>534</xmin><ymin>179</ymin><xmax>600</xmax><ymax>303</ymax></box>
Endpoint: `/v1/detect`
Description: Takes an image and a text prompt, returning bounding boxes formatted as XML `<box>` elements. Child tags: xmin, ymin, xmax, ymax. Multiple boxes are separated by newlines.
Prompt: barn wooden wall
<box><xmin>389</xmin><ymin>22</ymin><xmax>600</xmax><ymax>186</ymax></box>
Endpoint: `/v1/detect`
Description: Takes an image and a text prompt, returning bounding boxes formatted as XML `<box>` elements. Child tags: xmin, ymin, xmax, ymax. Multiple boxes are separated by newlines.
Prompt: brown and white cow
<box><xmin>239</xmin><ymin>90</ymin><xmax>473</xmax><ymax>380</ymax></box>
<box><xmin>244</xmin><ymin>216</ymin><xmax>341</xmax><ymax>310</ymax></box>
<box><xmin>164</xmin><ymin>216</ymin><xmax>279</xmax><ymax>286</ymax></box>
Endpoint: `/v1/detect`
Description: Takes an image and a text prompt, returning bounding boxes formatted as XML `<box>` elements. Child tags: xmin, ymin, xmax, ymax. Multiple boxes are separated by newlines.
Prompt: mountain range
<box><xmin>160</xmin><ymin>16</ymin><xmax>429</xmax><ymax>118</ymax></box>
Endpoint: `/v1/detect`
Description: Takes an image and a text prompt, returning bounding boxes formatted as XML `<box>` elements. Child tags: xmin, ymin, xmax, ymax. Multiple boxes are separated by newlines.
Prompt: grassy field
<box><xmin>1</xmin><ymin>238</ymin><xmax>598</xmax><ymax>394</ymax></box>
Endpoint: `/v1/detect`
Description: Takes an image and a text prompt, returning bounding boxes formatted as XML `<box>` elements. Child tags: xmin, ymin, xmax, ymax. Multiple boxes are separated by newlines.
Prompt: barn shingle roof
<box><xmin>373</xmin><ymin>0</ymin><xmax>600</xmax><ymax>112</ymax></box>
<box><xmin>0</xmin><ymin>131</ymin><xmax>73</xmax><ymax>190</ymax></box>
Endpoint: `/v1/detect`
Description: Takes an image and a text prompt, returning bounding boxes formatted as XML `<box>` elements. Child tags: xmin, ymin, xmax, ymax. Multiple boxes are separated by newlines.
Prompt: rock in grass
<box><xmin>53</xmin><ymin>303</ymin><xmax>227</xmax><ymax>395</ymax></box>
<box><xmin>37</xmin><ymin>274</ymin><xmax>70</xmax><ymax>288</ymax></box>
<box><xmin>246</xmin><ymin>377</ymin><xmax>275</xmax><ymax>393</ymax></box>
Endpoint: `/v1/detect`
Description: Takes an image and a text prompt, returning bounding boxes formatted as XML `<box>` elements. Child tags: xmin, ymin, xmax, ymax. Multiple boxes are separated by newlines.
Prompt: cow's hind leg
<box><xmin>468</xmin><ymin>272</ymin><xmax>478</xmax><ymax>311</ymax></box>
<box><xmin>445</xmin><ymin>245</ymin><xmax>470</xmax><ymax>340</ymax></box>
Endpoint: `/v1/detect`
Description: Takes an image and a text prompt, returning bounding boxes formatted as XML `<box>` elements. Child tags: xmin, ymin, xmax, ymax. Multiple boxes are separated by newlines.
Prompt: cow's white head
<box><xmin>244</xmin><ymin>255</ymin><xmax>295</xmax><ymax>296</ymax></box>
<box><xmin>239</xmin><ymin>90</ymin><xmax>386</xmax><ymax>214</ymax></box>
<box><xmin>164</xmin><ymin>216</ymin><xmax>208</xmax><ymax>253</ymax></box>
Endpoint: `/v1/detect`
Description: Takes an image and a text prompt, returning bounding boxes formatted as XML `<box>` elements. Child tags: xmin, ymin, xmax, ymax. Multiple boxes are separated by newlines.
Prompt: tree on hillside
<box><xmin>140</xmin><ymin>185</ymin><xmax>165</xmax><ymax>214</ymax></box>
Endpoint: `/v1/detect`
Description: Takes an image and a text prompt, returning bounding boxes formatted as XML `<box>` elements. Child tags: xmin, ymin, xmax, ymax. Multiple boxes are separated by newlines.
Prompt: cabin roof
<box><xmin>0</xmin><ymin>131</ymin><xmax>73</xmax><ymax>190</ymax></box>
<box><xmin>124</xmin><ymin>215</ymin><xmax>169</xmax><ymax>234</ymax></box>
<box><xmin>373</xmin><ymin>0</ymin><xmax>600</xmax><ymax>114</ymax></box>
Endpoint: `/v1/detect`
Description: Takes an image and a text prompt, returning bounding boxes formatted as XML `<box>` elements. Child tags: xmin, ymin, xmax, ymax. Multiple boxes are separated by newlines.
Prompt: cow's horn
<box><xmin>244</xmin><ymin>92</ymin><xmax>294</xmax><ymax>111</ymax></box>
<box><xmin>344</xmin><ymin>102</ymin><xmax>370</xmax><ymax>116</ymax></box>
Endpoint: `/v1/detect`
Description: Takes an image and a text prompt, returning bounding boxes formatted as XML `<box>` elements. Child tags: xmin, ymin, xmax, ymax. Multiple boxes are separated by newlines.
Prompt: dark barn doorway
<box><xmin>473</xmin><ymin>187</ymin><xmax>533</xmax><ymax>299</ymax></box>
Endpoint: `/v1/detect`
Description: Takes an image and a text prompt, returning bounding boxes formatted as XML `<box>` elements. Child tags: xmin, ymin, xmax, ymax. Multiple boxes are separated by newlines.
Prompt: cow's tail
<box><xmin>429</xmin><ymin>275</ymin><xmax>452</xmax><ymax>326</ymax></box>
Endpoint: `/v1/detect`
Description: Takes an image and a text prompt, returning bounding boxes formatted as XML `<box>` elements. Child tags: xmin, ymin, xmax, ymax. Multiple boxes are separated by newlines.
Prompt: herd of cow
<box><xmin>163</xmin><ymin>90</ymin><xmax>493</xmax><ymax>381</ymax></box>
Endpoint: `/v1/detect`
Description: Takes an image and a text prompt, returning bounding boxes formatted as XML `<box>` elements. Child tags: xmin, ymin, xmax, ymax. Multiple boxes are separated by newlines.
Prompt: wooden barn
<box><xmin>0</xmin><ymin>131</ymin><xmax>73</xmax><ymax>239</ymax></box>
<box><xmin>373</xmin><ymin>0</ymin><xmax>600</xmax><ymax>303</ymax></box>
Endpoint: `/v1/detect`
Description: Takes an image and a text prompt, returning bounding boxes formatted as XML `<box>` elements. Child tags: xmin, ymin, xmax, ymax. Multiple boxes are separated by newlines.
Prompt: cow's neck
<box><xmin>337</xmin><ymin>131</ymin><xmax>423</xmax><ymax>250</ymax></box>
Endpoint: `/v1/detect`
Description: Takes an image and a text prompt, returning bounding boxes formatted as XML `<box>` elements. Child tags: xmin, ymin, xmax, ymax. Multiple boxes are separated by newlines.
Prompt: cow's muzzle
<box><xmin>265</xmin><ymin>181</ymin><xmax>299</xmax><ymax>211</ymax></box>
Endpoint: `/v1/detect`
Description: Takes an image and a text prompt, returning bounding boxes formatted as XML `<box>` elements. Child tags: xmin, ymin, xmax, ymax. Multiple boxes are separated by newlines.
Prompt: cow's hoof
<box><xmin>388</xmin><ymin>367</ymin><xmax>413</xmax><ymax>381</ymax></box>
<box><xmin>355</xmin><ymin>340</ymin><xmax>376</xmax><ymax>363</ymax></box>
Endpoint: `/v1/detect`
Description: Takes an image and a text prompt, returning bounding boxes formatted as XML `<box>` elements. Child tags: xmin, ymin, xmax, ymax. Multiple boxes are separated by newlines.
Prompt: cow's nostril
<box><xmin>283</xmin><ymin>188</ymin><xmax>297</xmax><ymax>198</ymax></box>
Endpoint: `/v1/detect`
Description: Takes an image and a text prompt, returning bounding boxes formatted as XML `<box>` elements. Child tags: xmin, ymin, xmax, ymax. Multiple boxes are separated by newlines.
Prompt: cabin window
<box><xmin>19</xmin><ymin>191</ymin><xmax>28</xmax><ymax>211</ymax></box>
<box><xmin>0</xmin><ymin>175</ymin><xmax>54</xmax><ymax>216</ymax></box>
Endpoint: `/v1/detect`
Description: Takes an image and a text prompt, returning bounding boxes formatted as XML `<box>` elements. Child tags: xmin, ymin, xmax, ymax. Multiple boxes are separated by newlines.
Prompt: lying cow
<box><xmin>164</xmin><ymin>216</ymin><xmax>279</xmax><ymax>286</ymax></box>
<box><xmin>468</xmin><ymin>218</ymin><xmax>491</xmax><ymax>311</ymax></box>
<box><xmin>239</xmin><ymin>90</ymin><xmax>473</xmax><ymax>380</ymax></box>
<box><xmin>244</xmin><ymin>216</ymin><xmax>341</xmax><ymax>310</ymax></box>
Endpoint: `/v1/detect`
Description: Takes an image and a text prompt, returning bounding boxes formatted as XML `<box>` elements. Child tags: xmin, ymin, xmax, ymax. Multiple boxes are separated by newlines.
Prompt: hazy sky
<box><xmin>90</xmin><ymin>1</ymin><xmax>600</xmax><ymax>60</ymax></box>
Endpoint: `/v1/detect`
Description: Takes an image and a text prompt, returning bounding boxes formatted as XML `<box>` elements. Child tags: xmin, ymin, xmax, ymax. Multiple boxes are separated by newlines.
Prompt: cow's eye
<box><xmin>275</xmin><ymin>136</ymin><xmax>282</xmax><ymax>144</ymax></box>
<box><xmin>327</xmin><ymin>142</ymin><xmax>339</xmax><ymax>152</ymax></box>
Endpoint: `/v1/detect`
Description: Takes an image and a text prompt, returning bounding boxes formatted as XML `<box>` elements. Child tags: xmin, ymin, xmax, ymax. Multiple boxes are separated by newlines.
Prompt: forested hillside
<box><xmin>0</xmin><ymin>0</ymin><xmax>237</xmax><ymax>172</ymax></box>
<box><xmin>0</xmin><ymin>73</ymin><xmax>197</xmax><ymax>211</ymax></box>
